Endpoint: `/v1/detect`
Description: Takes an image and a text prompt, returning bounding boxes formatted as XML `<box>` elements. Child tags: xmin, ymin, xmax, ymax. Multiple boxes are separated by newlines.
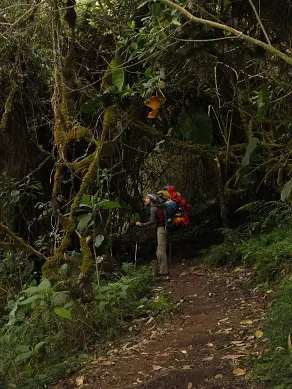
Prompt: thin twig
<box><xmin>0</xmin><ymin>223</ymin><xmax>48</xmax><ymax>260</ymax></box>
<box><xmin>160</xmin><ymin>0</ymin><xmax>292</xmax><ymax>65</ymax></box>
<box><xmin>247</xmin><ymin>0</ymin><xmax>271</xmax><ymax>46</ymax></box>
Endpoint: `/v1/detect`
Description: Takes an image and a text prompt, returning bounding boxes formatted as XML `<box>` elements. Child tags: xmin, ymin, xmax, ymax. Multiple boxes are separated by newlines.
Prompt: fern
<box><xmin>216</xmin><ymin>228</ymin><xmax>243</xmax><ymax>242</ymax></box>
<box><xmin>236</xmin><ymin>200</ymin><xmax>292</xmax><ymax>230</ymax></box>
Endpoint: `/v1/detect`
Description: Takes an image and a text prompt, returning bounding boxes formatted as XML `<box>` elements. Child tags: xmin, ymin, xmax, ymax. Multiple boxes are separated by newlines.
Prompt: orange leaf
<box><xmin>255</xmin><ymin>330</ymin><xmax>263</xmax><ymax>339</ymax></box>
<box><xmin>147</xmin><ymin>108</ymin><xmax>159</xmax><ymax>119</ymax></box>
<box><xmin>145</xmin><ymin>96</ymin><xmax>165</xmax><ymax>110</ymax></box>
<box><xmin>233</xmin><ymin>367</ymin><xmax>246</xmax><ymax>376</ymax></box>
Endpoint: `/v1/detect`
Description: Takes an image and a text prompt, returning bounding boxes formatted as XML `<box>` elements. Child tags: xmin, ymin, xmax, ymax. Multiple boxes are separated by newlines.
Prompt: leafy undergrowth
<box><xmin>204</xmin><ymin>225</ymin><xmax>292</xmax><ymax>285</ymax></box>
<box><xmin>251</xmin><ymin>280</ymin><xmax>292</xmax><ymax>388</ymax></box>
<box><xmin>204</xmin><ymin>224</ymin><xmax>292</xmax><ymax>387</ymax></box>
<box><xmin>0</xmin><ymin>264</ymin><xmax>174</xmax><ymax>389</ymax></box>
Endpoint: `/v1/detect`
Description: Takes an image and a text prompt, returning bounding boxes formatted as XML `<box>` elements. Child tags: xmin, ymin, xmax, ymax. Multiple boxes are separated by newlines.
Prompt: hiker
<box><xmin>136</xmin><ymin>194</ymin><xmax>168</xmax><ymax>276</ymax></box>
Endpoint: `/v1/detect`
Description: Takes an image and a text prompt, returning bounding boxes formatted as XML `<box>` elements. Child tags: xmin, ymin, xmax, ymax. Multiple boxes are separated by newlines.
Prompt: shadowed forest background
<box><xmin>1</xmin><ymin>0</ymin><xmax>292</xmax><ymax>388</ymax></box>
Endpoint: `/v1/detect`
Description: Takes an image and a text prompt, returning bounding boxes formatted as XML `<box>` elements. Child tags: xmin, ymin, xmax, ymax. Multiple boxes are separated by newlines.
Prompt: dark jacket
<box><xmin>140</xmin><ymin>205</ymin><xmax>165</xmax><ymax>228</ymax></box>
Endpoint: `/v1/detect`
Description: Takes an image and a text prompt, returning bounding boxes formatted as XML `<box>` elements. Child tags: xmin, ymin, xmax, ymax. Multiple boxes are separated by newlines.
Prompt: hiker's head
<box><xmin>145</xmin><ymin>194</ymin><xmax>157</xmax><ymax>205</ymax></box>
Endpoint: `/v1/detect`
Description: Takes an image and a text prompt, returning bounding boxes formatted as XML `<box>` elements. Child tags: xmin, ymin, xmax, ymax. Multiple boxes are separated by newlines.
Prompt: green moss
<box><xmin>52</xmin><ymin>164</ymin><xmax>62</xmax><ymax>215</ymax></box>
<box><xmin>103</xmin><ymin>106</ymin><xmax>116</xmax><ymax>127</ymax></box>
<box><xmin>52</xmin><ymin>118</ymin><xmax>106</xmax><ymax>274</ymax></box>
<box><xmin>70</xmin><ymin>153</ymin><xmax>95</xmax><ymax>173</ymax></box>
<box><xmin>79</xmin><ymin>237</ymin><xmax>93</xmax><ymax>277</ymax></box>
<box><xmin>0</xmin><ymin>84</ymin><xmax>17</xmax><ymax>131</ymax></box>
<box><xmin>65</xmin><ymin>125</ymin><xmax>93</xmax><ymax>143</ymax></box>
<box><xmin>53</xmin><ymin>104</ymin><xmax>66</xmax><ymax>150</ymax></box>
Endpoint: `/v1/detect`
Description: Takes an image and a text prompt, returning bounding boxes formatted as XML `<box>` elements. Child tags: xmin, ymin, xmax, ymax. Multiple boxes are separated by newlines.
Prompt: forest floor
<box><xmin>54</xmin><ymin>259</ymin><xmax>270</xmax><ymax>389</ymax></box>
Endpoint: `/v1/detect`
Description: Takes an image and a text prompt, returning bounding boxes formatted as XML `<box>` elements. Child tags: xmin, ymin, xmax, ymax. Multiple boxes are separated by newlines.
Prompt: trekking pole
<box><xmin>134</xmin><ymin>227</ymin><xmax>139</xmax><ymax>268</ymax></box>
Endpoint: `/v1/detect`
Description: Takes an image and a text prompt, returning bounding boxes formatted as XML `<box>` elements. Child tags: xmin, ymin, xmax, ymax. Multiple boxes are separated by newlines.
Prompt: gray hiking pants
<box><xmin>156</xmin><ymin>227</ymin><xmax>168</xmax><ymax>275</ymax></box>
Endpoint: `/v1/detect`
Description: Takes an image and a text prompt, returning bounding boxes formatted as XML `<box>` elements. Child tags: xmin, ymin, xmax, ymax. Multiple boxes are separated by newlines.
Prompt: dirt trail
<box><xmin>55</xmin><ymin>260</ymin><xmax>270</xmax><ymax>389</ymax></box>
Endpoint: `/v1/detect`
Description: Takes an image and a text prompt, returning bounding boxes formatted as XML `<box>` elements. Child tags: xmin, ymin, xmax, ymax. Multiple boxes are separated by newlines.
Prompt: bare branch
<box><xmin>0</xmin><ymin>223</ymin><xmax>48</xmax><ymax>260</ymax></box>
<box><xmin>160</xmin><ymin>0</ymin><xmax>292</xmax><ymax>66</ymax></box>
<box><xmin>0</xmin><ymin>0</ymin><xmax>45</xmax><ymax>27</ymax></box>
<box><xmin>247</xmin><ymin>0</ymin><xmax>271</xmax><ymax>46</ymax></box>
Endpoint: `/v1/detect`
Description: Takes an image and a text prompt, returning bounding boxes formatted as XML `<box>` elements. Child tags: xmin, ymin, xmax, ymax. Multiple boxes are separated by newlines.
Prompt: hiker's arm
<box><xmin>137</xmin><ymin>206</ymin><xmax>157</xmax><ymax>228</ymax></box>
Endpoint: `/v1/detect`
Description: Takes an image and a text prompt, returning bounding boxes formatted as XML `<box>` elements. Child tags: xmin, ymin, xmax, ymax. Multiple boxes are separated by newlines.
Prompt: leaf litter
<box><xmin>52</xmin><ymin>263</ymin><xmax>269</xmax><ymax>389</ymax></box>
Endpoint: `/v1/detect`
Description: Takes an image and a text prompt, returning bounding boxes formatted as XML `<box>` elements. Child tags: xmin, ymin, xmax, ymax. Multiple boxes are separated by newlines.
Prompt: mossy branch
<box><xmin>16</xmin><ymin>155</ymin><xmax>52</xmax><ymax>185</ymax></box>
<box><xmin>0</xmin><ymin>223</ymin><xmax>48</xmax><ymax>260</ymax></box>
<box><xmin>160</xmin><ymin>0</ymin><xmax>292</xmax><ymax>66</ymax></box>
<box><xmin>44</xmin><ymin>126</ymin><xmax>107</xmax><ymax>279</ymax></box>
<box><xmin>0</xmin><ymin>84</ymin><xmax>17</xmax><ymax>132</ymax></box>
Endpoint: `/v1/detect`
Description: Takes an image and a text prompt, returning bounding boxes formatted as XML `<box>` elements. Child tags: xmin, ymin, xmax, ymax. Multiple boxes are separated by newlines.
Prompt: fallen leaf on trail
<box><xmin>76</xmin><ymin>376</ymin><xmax>84</xmax><ymax>387</ymax></box>
<box><xmin>101</xmin><ymin>361</ymin><xmax>115</xmax><ymax>366</ymax></box>
<box><xmin>146</xmin><ymin>316</ymin><xmax>154</xmax><ymax>325</ymax></box>
<box><xmin>247</xmin><ymin>335</ymin><xmax>255</xmax><ymax>341</ymax></box>
<box><xmin>216</xmin><ymin>328</ymin><xmax>232</xmax><ymax>334</ymax></box>
<box><xmin>240</xmin><ymin>319</ymin><xmax>253</xmax><ymax>325</ymax></box>
<box><xmin>160</xmin><ymin>352</ymin><xmax>171</xmax><ymax>357</ymax></box>
<box><xmin>233</xmin><ymin>367</ymin><xmax>246</xmax><ymax>376</ymax></box>
<box><xmin>207</xmin><ymin>343</ymin><xmax>214</xmax><ymax>347</ymax></box>
<box><xmin>221</xmin><ymin>354</ymin><xmax>245</xmax><ymax>360</ymax></box>
<box><xmin>187</xmin><ymin>383</ymin><xmax>193</xmax><ymax>389</ymax></box>
<box><xmin>153</xmin><ymin>365</ymin><xmax>163</xmax><ymax>371</ymax></box>
<box><xmin>202</xmin><ymin>355</ymin><xmax>214</xmax><ymax>361</ymax></box>
<box><xmin>181</xmin><ymin>349</ymin><xmax>188</xmax><ymax>354</ymax></box>
<box><xmin>179</xmin><ymin>271</ymin><xmax>187</xmax><ymax>277</ymax></box>
<box><xmin>182</xmin><ymin>365</ymin><xmax>193</xmax><ymax>370</ymax></box>
<box><xmin>231</xmin><ymin>340</ymin><xmax>245</xmax><ymax>346</ymax></box>
<box><xmin>219</xmin><ymin>317</ymin><xmax>229</xmax><ymax>322</ymax></box>
<box><xmin>215</xmin><ymin>374</ymin><xmax>224</xmax><ymax>379</ymax></box>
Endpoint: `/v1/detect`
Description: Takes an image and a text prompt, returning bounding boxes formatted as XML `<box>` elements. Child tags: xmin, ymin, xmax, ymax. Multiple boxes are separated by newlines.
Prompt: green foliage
<box><xmin>99</xmin><ymin>199</ymin><xmax>121</xmax><ymax>210</ymax></box>
<box><xmin>12</xmin><ymin>354</ymin><xmax>88</xmax><ymax>389</ymax></box>
<box><xmin>239</xmin><ymin>228</ymin><xmax>292</xmax><ymax>284</ymax></box>
<box><xmin>256</xmin><ymin>83</ymin><xmax>270</xmax><ymax>121</ymax></box>
<box><xmin>0</xmin><ymin>265</ymin><xmax>171</xmax><ymax>389</ymax></box>
<box><xmin>251</xmin><ymin>280</ymin><xmax>292</xmax><ymax>388</ymax></box>
<box><xmin>281</xmin><ymin>178</ymin><xmax>292</xmax><ymax>203</ymax></box>
<box><xmin>0</xmin><ymin>175</ymin><xmax>43</xmax><ymax>226</ymax></box>
<box><xmin>148</xmin><ymin>294</ymin><xmax>176</xmax><ymax>315</ymax></box>
<box><xmin>264</xmin><ymin>281</ymin><xmax>292</xmax><ymax>350</ymax></box>
<box><xmin>53</xmin><ymin>307</ymin><xmax>72</xmax><ymax>320</ymax></box>
<box><xmin>203</xmin><ymin>241</ymin><xmax>240</xmax><ymax>267</ymax></box>
<box><xmin>178</xmin><ymin>107</ymin><xmax>213</xmax><ymax>144</ymax></box>
<box><xmin>237</xmin><ymin>200</ymin><xmax>292</xmax><ymax>230</ymax></box>
<box><xmin>76</xmin><ymin>194</ymin><xmax>121</xmax><ymax>233</ymax></box>
<box><xmin>235</xmin><ymin>137</ymin><xmax>260</xmax><ymax>183</ymax></box>
<box><xmin>3</xmin><ymin>0</ymin><xmax>292</xmax><ymax>387</ymax></box>
<box><xmin>204</xmin><ymin>224</ymin><xmax>292</xmax><ymax>284</ymax></box>
<box><xmin>110</xmin><ymin>56</ymin><xmax>125</xmax><ymax>93</ymax></box>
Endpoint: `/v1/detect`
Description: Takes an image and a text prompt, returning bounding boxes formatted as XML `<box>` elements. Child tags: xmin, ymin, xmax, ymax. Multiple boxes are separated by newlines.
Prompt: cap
<box><xmin>146</xmin><ymin>193</ymin><xmax>158</xmax><ymax>202</ymax></box>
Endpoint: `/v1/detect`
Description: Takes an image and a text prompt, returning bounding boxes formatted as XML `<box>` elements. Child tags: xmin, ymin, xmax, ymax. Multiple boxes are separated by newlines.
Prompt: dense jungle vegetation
<box><xmin>1</xmin><ymin>0</ymin><xmax>292</xmax><ymax>387</ymax></box>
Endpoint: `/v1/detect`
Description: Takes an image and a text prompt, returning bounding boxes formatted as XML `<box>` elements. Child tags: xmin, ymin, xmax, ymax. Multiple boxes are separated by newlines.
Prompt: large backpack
<box><xmin>157</xmin><ymin>186</ymin><xmax>190</xmax><ymax>231</ymax></box>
